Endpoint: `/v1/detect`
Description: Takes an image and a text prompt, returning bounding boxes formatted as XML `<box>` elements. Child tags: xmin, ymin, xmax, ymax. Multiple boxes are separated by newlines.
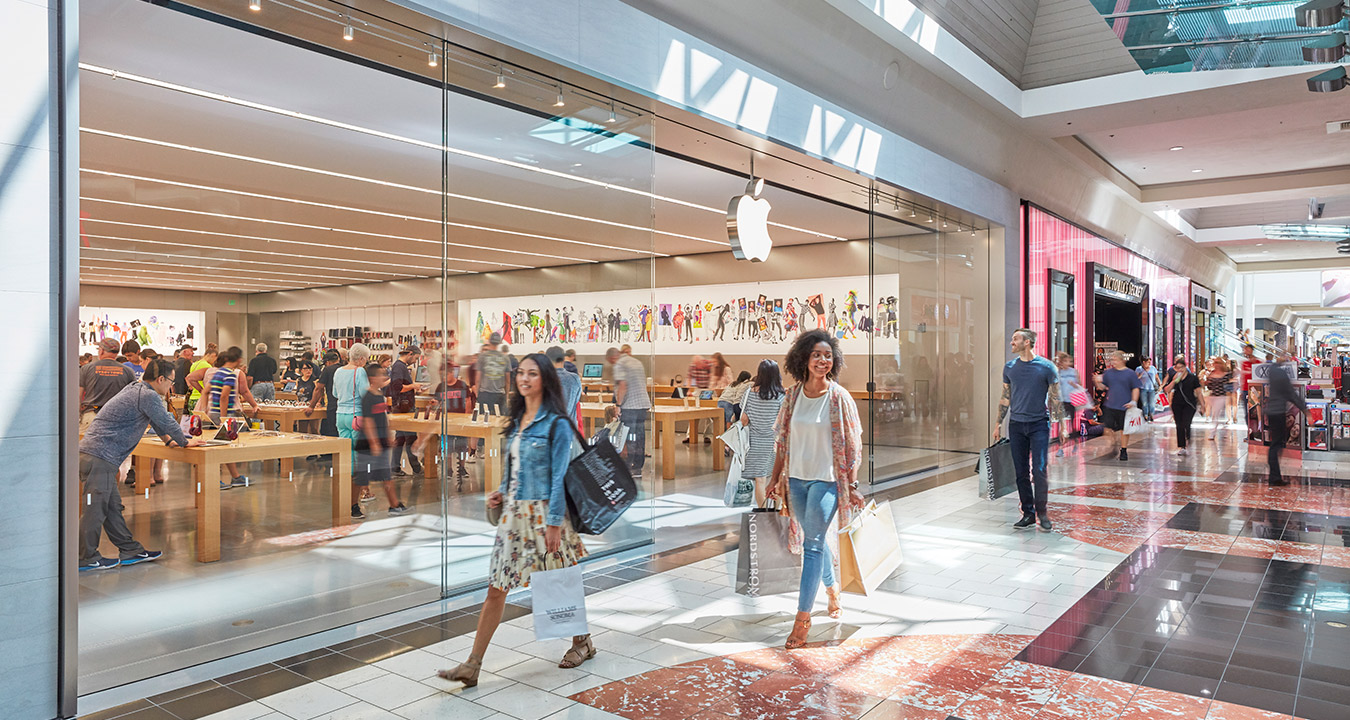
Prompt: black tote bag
<box><xmin>562</xmin><ymin>423</ymin><xmax>638</xmax><ymax>535</ymax></box>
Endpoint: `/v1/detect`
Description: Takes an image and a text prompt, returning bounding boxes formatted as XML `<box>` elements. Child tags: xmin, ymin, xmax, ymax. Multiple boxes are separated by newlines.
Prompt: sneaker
<box><xmin>79</xmin><ymin>557</ymin><xmax>120</xmax><ymax>572</ymax></box>
<box><xmin>457</xmin><ymin>465</ymin><xmax>470</xmax><ymax>478</ymax></box>
<box><xmin>124</xmin><ymin>468</ymin><xmax>136</xmax><ymax>486</ymax></box>
<box><xmin>1119</xmin><ymin>448</ymin><xmax>1128</xmax><ymax>461</ymax></box>
<box><xmin>351</xmin><ymin>504</ymin><xmax>366</xmax><ymax>520</ymax></box>
<box><xmin>1176</xmin><ymin>448</ymin><xmax>1189</xmax><ymax>456</ymax></box>
<box><xmin>120</xmin><ymin>550</ymin><xmax>162</xmax><ymax>566</ymax></box>
<box><xmin>359</xmin><ymin>489</ymin><xmax>376</xmax><ymax>503</ymax></box>
<box><xmin>409</xmin><ymin>462</ymin><xmax>424</xmax><ymax>475</ymax></box>
<box><xmin>388</xmin><ymin>503</ymin><xmax>411</xmax><ymax>516</ymax></box>
<box><xmin>1038</xmin><ymin>516</ymin><xmax>1053</xmax><ymax>531</ymax></box>
<box><xmin>219</xmin><ymin>480</ymin><xmax>233</xmax><ymax>491</ymax></box>
<box><xmin>391</xmin><ymin>469</ymin><xmax>408</xmax><ymax>478</ymax></box>
<box><xmin>1055</xmin><ymin>448</ymin><xmax>1064</xmax><ymax>458</ymax></box>
<box><xmin>1013</xmin><ymin>514</ymin><xmax>1036</xmax><ymax>529</ymax></box>
<box><xmin>230</xmin><ymin>476</ymin><xmax>249</xmax><ymax>488</ymax></box>
<box><xmin>703</xmin><ymin>437</ymin><xmax>711</xmax><ymax>444</ymax></box>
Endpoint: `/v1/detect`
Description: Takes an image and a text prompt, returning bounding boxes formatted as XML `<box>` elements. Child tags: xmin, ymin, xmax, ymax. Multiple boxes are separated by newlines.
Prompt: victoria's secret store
<box><xmin>1022</xmin><ymin>204</ymin><xmax>1193</xmax><ymax>375</ymax></box>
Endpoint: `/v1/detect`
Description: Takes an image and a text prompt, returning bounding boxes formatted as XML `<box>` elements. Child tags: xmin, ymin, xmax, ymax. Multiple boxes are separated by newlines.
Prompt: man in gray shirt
<box><xmin>608</xmin><ymin>347</ymin><xmax>650</xmax><ymax>476</ymax></box>
<box><xmin>80</xmin><ymin>337</ymin><xmax>136</xmax><ymax>434</ymax></box>
<box><xmin>1263</xmin><ymin>356</ymin><xmax>1308</xmax><ymax>485</ymax></box>
<box><xmin>78</xmin><ymin>359</ymin><xmax>201</xmax><ymax>571</ymax></box>
<box><xmin>474</xmin><ymin>332</ymin><xmax>509</xmax><ymax>415</ymax></box>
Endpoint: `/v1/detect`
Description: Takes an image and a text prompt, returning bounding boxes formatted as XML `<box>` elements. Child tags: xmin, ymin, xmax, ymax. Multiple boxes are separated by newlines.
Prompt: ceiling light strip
<box><xmin>79</xmin><ymin>235</ymin><xmax>423</xmax><ymax>277</ymax></box>
<box><xmin>79</xmin><ymin>271</ymin><xmax>296</xmax><ymax>289</ymax></box>
<box><xmin>82</xmin><ymin>169</ymin><xmax>661</xmax><ymax>259</ymax></box>
<box><xmin>82</xmin><ymin>196</ymin><xmax>553</xmax><ymax>264</ymax></box>
<box><xmin>81</xmin><ymin>218</ymin><xmax>501</xmax><ymax>271</ymax></box>
<box><xmin>81</xmin><ymin>128</ymin><xmax>692</xmax><ymax>250</ymax></box>
<box><xmin>83</xmin><ymin>63</ymin><xmax>844</xmax><ymax>242</ymax></box>
<box><xmin>79</xmin><ymin>252</ymin><xmax>376</xmax><ymax>283</ymax></box>
<box><xmin>80</xmin><ymin>267</ymin><xmax>304</xmax><ymax>289</ymax></box>
<box><xmin>79</xmin><ymin>276</ymin><xmax>288</xmax><ymax>293</ymax></box>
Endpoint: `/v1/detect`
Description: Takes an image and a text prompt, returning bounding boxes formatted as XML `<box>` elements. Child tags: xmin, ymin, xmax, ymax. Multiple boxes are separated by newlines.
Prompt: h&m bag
<box><xmin>1122</xmin><ymin>407</ymin><xmax>1145</xmax><ymax>435</ymax></box>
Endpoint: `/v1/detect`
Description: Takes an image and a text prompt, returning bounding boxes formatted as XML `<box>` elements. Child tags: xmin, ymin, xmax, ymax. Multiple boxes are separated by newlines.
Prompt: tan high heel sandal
<box><xmin>825</xmin><ymin>586</ymin><xmax>843</xmax><ymax>619</ymax></box>
<box><xmin>437</xmin><ymin>655</ymin><xmax>482</xmax><ymax>687</ymax></box>
<box><xmin>784</xmin><ymin>613</ymin><xmax>812</xmax><ymax>650</ymax></box>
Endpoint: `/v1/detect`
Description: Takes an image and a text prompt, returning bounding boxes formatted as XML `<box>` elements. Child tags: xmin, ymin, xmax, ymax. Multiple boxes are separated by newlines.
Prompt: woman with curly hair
<box><xmin>766</xmin><ymin>329</ymin><xmax>865</xmax><ymax>649</ymax></box>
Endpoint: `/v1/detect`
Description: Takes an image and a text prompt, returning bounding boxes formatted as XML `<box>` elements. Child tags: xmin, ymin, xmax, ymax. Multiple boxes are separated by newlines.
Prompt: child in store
<box><xmin>356</xmin><ymin>364</ymin><xmax>409</xmax><ymax>518</ymax></box>
<box><xmin>432</xmin><ymin>364</ymin><xmax>472</xmax><ymax>483</ymax></box>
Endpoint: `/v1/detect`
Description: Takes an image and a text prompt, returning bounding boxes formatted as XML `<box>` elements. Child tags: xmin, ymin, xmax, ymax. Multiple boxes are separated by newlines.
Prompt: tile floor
<box><xmin>81</xmin><ymin>417</ymin><xmax>1350</xmax><ymax>720</ymax></box>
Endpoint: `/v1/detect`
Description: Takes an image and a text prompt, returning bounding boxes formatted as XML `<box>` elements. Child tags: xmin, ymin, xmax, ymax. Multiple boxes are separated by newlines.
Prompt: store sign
<box><xmin>1215</xmin><ymin>294</ymin><xmax>1227</xmax><ymax>311</ymax></box>
<box><xmin>1095</xmin><ymin>268</ymin><xmax>1146</xmax><ymax>302</ymax></box>
<box><xmin>727</xmin><ymin>177</ymin><xmax>773</xmax><ymax>262</ymax></box>
<box><xmin>1193</xmin><ymin>295</ymin><xmax>1210</xmax><ymax>311</ymax></box>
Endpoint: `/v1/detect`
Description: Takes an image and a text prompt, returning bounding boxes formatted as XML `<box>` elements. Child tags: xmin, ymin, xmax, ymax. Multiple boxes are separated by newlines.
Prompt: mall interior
<box><xmin>7</xmin><ymin>0</ymin><xmax>1350</xmax><ymax>719</ymax></box>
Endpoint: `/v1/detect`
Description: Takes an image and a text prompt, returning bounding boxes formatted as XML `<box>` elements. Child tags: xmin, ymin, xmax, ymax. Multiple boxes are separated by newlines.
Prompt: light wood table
<box><xmin>254</xmin><ymin>405</ymin><xmax>327</xmax><ymax>432</ymax></box>
<box><xmin>387</xmin><ymin>413</ymin><xmax>508</xmax><ymax>491</ymax></box>
<box><xmin>654</xmin><ymin>397</ymin><xmax>719</xmax><ymax>408</ymax></box>
<box><xmin>578</xmin><ymin>402</ymin><xmax>725</xmax><ymax>480</ymax></box>
<box><xmin>130</xmin><ymin>433</ymin><xmax>351</xmax><ymax>562</ymax></box>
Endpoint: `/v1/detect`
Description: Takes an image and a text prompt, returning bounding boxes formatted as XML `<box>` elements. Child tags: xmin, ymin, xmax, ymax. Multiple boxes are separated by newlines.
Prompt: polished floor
<box><xmin>82</xmin><ymin>415</ymin><xmax>1349</xmax><ymax>720</ymax></box>
<box><xmin>78</xmin><ymin>419</ymin><xmax>956</xmax><ymax>691</ymax></box>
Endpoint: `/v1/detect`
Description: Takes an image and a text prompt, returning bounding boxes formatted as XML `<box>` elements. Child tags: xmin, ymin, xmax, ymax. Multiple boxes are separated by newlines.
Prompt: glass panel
<box><xmin>78</xmin><ymin>0</ymin><xmax>447</xmax><ymax>689</ymax></box>
<box><xmin>1050</xmin><ymin>272</ymin><xmax>1075</xmax><ymax>358</ymax></box>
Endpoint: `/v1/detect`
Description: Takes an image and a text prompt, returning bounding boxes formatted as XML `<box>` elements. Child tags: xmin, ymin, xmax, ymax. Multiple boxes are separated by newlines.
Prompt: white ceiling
<box><xmin>79</xmin><ymin>0</ymin><xmax>906</xmax><ymax>295</ymax></box>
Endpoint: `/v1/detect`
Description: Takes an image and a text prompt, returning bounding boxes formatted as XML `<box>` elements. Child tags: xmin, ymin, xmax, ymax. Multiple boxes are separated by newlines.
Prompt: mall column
<box><xmin>0</xmin><ymin>0</ymin><xmax>79</xmax><ymax>716</ymax></box>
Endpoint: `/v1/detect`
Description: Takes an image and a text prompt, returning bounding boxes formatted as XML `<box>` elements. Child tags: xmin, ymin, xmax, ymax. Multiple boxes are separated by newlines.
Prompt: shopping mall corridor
<box><xmin>81</xmin><ymin>416</ymin><xmax>1350</xmax><ymax>720</ymax></box>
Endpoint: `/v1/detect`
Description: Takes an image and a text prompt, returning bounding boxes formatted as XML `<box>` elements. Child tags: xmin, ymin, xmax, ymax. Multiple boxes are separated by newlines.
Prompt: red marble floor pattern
<box><xmin>1049</xmin><ymin>480</ymin><xmax>1350</xmax><ymax>517</ymax></box>
<box><xmin>571</xmin><ymin>633</ymin><xmax>1308</xmax><ymax>720</ymax></box>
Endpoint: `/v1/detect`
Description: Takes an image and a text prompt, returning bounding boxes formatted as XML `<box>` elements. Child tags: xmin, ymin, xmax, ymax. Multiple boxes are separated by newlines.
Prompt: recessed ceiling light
<box><xmin>1169</xmin><ymin>146</ymin><xmax>1184</xmax><ymax>151</ymax></box>
<box><xmin>248</xmin><ymin>0</ymin><xmax>261</xmax><ymax>11</ymax></box>
<box><xmin>1191</xmin><ymin>169</ymin><xmax>1203</xmax><ymax>173</ymax></box>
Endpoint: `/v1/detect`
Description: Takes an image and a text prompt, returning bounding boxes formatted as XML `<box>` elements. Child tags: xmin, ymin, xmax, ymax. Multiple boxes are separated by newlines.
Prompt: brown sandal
<box><xmin>558</xmin><ymin>635</ymin><xmax>596</xmax><ymax>669</ymax></box>
<box><xmin>785</xmin><ymin>613</ymin><xmax>812</xmax><ymax>650</ymax></box>
<box><xmin>825</xmin><ymin>586</ymin><xmax>843</xmax><ymax>619</ymax></box>
<box><xmin>437</xmin><ymin>655</ymin><xmax>482</xmax><ymax>687</ymax></box>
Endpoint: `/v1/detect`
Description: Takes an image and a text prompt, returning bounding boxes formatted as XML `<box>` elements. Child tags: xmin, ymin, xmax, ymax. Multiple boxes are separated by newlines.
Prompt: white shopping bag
<box><xmin>531</xmin><ymin>565</ymin><xmax>589</xmax><ymax>641</ymax></box>
<box><xmin>1122</xmin><ymin>407</ymin><xmax>1145</xmax><ymax>435</ymax></box>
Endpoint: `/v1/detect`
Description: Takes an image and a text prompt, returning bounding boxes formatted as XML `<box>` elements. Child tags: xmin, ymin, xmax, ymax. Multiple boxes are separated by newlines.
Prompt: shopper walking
<box><xmin>387</xmin><ymin>346</ymin><xmax>424</xmax><ymax>477</ymax></box>
<box><xmin>1054</xmin><ymin>352</ymin><xmax>1082</xmax><ymax>457</ymax></box>
<box><xmin>78</xmin><ymin>359</ymin><xmax>200</xmax><ymax>571</ymax></box>
<box><xmin>547</xmin><ymin>345</ymin><xmax>582</xmax><ymax>428</ymax></box>
<box><xmin>335</xmin><ymin>344</ymin><xmax>372</xmax><ymax>518</ymax></box>
<box><xmin>1238</xmin><ymin>344</ymin><xmax>1258</xmax><ymax>432</ymax></box>
<box><xmin>766</xmin><ymin>330</ymin><xmax>864</xmax><ymax>650</ymax></box>
<box><xmin>1264</xmin><ymin>355</ymin><xmax>1308</xmax><ymax>485</ymax></box>
<box><xmin>358</xmin><ymin>363</ymin><xmax>410</xmax><ymax>515</ymax></box>
<box><xmin>1161</xmin><ymin>356</ymin><xmax>1204</xmax><ymax>456</ymax></box>
<box><xmin>607</xmin><ymin>346</ymin><xmax>650</xmax><ymax>477</ymax></box>
<box><xmin>741</xmin><ymin>360</ymin><xmax>785</xmax><ymax>506</ymax></box>
<box><xmin>1135</xmin><ymin>357</ymin><xmax>1159</xmax><ymax>422</ymax></box>
<box><xmin>438</xmin><ymin>354</ymin><xmax>591</xmax><ymax>685</ymax></box>
<box><xmin>1203</xmin><ymin>357</ymin><xmax>1232</xmax><ymax>440</ymax></box>
<box><xmin>474</xmin><ymin>333</ymin><xmax>510</xmax><ymax>415</ymax></box>
<box><xmin>1095</xmin><ymin>351</ymin><xmax>1142</xmax><ymax>460</ymax></box>
<box><xmin>994</xmin><ymin>329</ymin><xmax>1067</xmax><ymax>530</ymax></box>
<box><xmin>247</xmin><ymin>343</ymin><xmax>278</xmax><ymax>402</ymax></box>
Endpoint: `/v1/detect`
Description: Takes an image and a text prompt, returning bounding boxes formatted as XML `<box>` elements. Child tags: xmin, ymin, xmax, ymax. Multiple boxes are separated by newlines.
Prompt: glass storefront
<box><xmin>76</xmin><ymin>0</ymin><xmax>995</xmax><ymax>691</ymax></box>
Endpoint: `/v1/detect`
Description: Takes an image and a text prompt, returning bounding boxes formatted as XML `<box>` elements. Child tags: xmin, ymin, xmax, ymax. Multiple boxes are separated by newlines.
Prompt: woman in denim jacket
<box><xmin>439</xmin><ymin>353</ymin><xmax>592</xmax><ymax>686</ymax></box>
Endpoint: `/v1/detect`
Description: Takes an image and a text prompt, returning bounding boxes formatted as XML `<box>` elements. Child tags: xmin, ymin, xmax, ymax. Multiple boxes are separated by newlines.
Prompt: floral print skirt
<box><xmin>488</xmin><ymin>497</ymin><xmax>587</xmax><ymax>592</ymax></box>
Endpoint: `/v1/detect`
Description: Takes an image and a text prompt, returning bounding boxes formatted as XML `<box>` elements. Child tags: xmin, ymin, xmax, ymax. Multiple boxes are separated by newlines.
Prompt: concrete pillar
<box><xmin>0</xmin><ymin>0</ymin><xmax>77</xmax><ymax>716</ymax></box>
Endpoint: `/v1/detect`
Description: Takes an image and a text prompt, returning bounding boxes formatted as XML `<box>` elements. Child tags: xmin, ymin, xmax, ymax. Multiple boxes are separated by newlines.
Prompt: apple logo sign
<box><xmin>728</xmin><ymin>177</ymin><xmax>772</xmax><ymax>262</ymax></box>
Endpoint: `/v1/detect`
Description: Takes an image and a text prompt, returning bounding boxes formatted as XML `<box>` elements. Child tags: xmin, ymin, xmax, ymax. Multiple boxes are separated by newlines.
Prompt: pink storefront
<box><xmin>1021</xmin><ymin>204</ymin><xmax>1192</xmax><ymax>377</ymax></box>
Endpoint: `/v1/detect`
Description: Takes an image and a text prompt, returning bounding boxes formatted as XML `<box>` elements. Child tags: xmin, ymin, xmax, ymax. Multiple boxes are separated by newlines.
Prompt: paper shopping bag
<box><xmin>837</xmin><ymin>502</ymin><xmax>903</xmax><ymax>596</ymax></box>
<box><xmin>531</xmin><ymin>565</ymin><xmax>589</xmax><ymax>641</ymax></box>
<box><xmin>735</xmin><ymin>507</ymin><xmax>800</xmax><ymax>597</ymax></box>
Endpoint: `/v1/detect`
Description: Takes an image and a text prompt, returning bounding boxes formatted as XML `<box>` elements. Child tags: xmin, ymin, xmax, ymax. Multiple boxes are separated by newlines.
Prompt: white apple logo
<box><xmin>728</xmin><ymin>177</ymin><xmax>772</xmax><ymax>262</ymax></box>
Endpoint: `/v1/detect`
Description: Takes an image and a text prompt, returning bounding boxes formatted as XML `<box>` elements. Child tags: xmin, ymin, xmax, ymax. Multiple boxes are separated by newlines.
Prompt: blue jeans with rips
<box><xmin>788</xmin><ymin>477</ymin><xmax>839</xmax><ymax>612</ymax></box>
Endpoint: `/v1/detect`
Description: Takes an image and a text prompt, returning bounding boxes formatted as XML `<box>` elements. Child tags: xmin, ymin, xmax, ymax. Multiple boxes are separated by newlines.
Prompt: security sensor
<box><xmin>1310</xmin><ymin>198</ymin><xmax>1327</xmax><ymax>220</ymax></box>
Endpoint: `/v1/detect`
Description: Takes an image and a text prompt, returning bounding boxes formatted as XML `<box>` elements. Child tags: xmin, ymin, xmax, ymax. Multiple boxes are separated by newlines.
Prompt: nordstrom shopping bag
<box><xmin>735</xmin><ymin>506</ymin><xmax>800</xmax><ymax>597</ymax></box>
<box><xmin>1122</xmin><ymin>407</ymin><xmax>1145</xmax><ymax>435</ymax></box>
<box><xmin>838</xmin><ymin>501</ymin><xmax>903</xmax><ymax>596</ymax></box>
<box><xmin>976</xmin><ymin>439</ymin><xmax>1015</xmax><ymax>501</ymax></box>
<box><xmin>564</xmin><ymin>437</ymin><xmax>638</xmax><ymax>535</ymax></box>
<box><xmin>530</xmin><ymin>565</ymin><xmax>589</xmax><ymax>641</ymax></box>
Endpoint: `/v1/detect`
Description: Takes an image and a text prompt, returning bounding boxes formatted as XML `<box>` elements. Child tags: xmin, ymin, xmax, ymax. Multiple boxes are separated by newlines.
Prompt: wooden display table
<box><xmin>387</xmin><ymin>413</ymin><xmax>507</xmax><ymax>491</ymax></box>
<box><xmin>130</xmin><ymin>433</ymin><xmax>351</xmax><ymax>563</ymax></box>
<box><xmin>254</xmin><ymin>405</ymin><xmax>326</xmax><ymax>432</ymax></box>
<box><xmin>655</xmin><ymin>397</ymin><xmax>719</xmax><ymax>408</ymax></box>
<box><xmin>578</xmin><ymin>402</ymin><xmax>725</xmax><ymax>480</ymax></box>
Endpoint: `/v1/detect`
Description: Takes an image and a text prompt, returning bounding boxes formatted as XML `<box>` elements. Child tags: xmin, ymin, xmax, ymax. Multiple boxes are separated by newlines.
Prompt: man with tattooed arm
<box><xmin>992</xmin><ymin>328</ymin><xmax>1066</xmax><ymax>531</ymax></box>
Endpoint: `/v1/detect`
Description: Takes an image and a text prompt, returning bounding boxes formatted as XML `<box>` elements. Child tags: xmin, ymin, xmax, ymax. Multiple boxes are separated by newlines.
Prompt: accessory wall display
<box><xmin>79</xmin><ymin>307</ymin><xmax>204</xmax><ymax>355</ymax></box>
<box><xmin>464</xmin><ymin>274</ymin><xmax>927</xmax><ymax>355</ymax></box>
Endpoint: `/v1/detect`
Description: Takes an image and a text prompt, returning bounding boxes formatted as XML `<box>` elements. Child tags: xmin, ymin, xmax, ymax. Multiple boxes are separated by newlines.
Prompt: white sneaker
<box><xmin>1176</xmin><ymin>448</ymin><xmax>1188</xmax><ymax>456</ymax></box>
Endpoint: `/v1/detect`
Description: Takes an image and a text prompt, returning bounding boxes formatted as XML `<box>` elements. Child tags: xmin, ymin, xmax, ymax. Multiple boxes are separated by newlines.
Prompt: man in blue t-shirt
<box><xmin>1096</xmin><ymin>350</ymin><xmax>1142</xmax><ymax>461</ymax></box>
<box><xmin>994</xmin><ymin>328</ymin><xmax>1066</xmax><ymax>531</ymax></box>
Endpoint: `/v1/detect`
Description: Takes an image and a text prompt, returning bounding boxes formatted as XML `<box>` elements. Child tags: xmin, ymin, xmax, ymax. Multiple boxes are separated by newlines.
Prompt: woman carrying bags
<box><xmin>766</xmin><ymin>329</ymin><xmax>865</xmax><ymax>650</ymax></box>
<box><xmin>439</xmin><ymin>353</ymin><xmax>592</xmax><ymax>686</ymax></box>
<box><xmin>1161</xmin><ymin>355</ymin><xmax>1205</xmax><ymax>456</ymax></box>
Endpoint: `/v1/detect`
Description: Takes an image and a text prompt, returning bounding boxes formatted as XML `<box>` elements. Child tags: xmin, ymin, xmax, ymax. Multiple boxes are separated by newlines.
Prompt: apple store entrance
<box><xmin>75</xmin><ymin>0</ymin><xmax>995</xmax><ymax>692</ymax></box>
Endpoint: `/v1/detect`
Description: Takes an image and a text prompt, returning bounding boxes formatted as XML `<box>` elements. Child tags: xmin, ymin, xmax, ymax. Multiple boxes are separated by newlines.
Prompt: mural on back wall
<box><xmin>463</xmin><ymin>275</ymin><xmax>913</xmax><ymax>355</ymax></box>
<box><xmin>79</xmin><ymin>307</ymin><xmax>204</xmax><ymax>356</ymax></box>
